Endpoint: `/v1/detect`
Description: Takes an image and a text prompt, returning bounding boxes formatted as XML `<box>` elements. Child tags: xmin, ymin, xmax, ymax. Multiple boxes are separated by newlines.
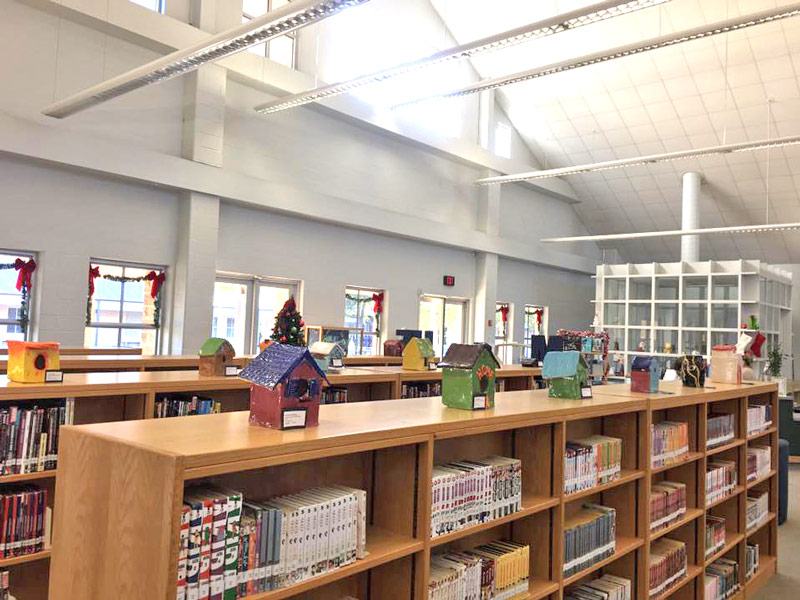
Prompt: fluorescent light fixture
<box><xmin>42</xmin><ymin>0</ymin><xmax>370</xmax><ymax>119</ymax></box>
<box><xmin>254</xmin><ymin>0</ymin><xmax>670</xmax><ymax>114</ymax></box>
<box><xmin>542</xmin><ymin>223</ymin><xmax>800</xmax><ymax>243</ymax></box>
<box><xmin>475</xmin><ymin>134</ymin><xmax>800</xmax><ymax>185</ymax></box>
<box><xmin>393</xmin><ymin>3</ymin><xmax>800</xmax><ymax>109</ymax></box>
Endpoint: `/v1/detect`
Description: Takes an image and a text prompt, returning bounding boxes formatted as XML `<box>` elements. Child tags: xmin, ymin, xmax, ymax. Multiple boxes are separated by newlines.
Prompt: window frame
<box><xmin>495</xmin><ymin>301</ymin><xmax>511</xmax><ymax>363</ymax></box>
<box><xmin>130</xmin><ymin>0</ymin><xmax>166</xmax><ymax>14</ymax></box>
<box><xmin>522</xmin><ymin>305</ymin><xmax>548</xmax><ymax>359</ymax></box>
<box><xmin>494</xmin><ymin>122</ymin><xmax>512</xmax><ymax>158</ymax></box>
<box><xmin>344</xmin><ymin>286</ymin><xmax>383</xmax><ymax>356</ymax></box>
<box><xmin>418</xmin><ymin>294</ymin><xmax>469</xmax><ymax>357</ymax></box>
<box><xmin>0</xmin><ymin>249</ymin><xmax>36</xmax><ymax>342</ymax></box>
<box><xmin>242</xmin><ymin>0</ymin><xmax>297</xmax><ymax>68</ymax></box>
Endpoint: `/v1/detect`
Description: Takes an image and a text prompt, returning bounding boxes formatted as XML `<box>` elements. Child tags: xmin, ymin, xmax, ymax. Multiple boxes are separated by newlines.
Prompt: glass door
<box><xmin>255</xmin><ymin>282</ymin><xmax>296</xmax><ymax>350</ymax></box>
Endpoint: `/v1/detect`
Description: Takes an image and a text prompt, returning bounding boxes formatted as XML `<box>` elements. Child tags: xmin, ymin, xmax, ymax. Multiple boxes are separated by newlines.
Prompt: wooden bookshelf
<box><xmin>41</xmin><ymin>380</ymin><xmax>776</xmax><ymax>600</ymax></box>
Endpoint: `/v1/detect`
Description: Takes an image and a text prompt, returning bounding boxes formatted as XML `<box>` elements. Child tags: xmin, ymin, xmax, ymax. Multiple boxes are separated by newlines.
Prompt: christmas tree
<box><xmin>271</xmin><ymin>296</ymin><xmax>306</xmax><ymax>346</ymax></box>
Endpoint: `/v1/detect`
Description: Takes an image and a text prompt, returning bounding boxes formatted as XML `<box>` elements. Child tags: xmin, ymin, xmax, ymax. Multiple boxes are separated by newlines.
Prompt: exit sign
<box><xmin>443</xmin><ymin>275</ymin><xmax>456</xmax><ymax>287</ymax></box>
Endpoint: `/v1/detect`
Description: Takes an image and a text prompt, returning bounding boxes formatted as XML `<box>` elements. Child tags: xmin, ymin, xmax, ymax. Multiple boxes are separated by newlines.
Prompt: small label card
<box><xmin>281</xmin><ymin>408</ymin><xmax>307</xmax><ymax>430</ymax></box>
<box><xmin>580</xmin><ymin>386</ymin><xmax>593</xmax><ymax>399</ymax></box>
<box><xmin>428</xmin><ymin>362</ymin><xmax>438</xmax><ymax>370</ymax></box>
<box><xmin>44</xmin><ymin>370</ymin><xmax>64</xmax><ymax>383</ymax></box>
<box><xmin>224</xmin><ymin>365</ymin><xmax>239</xmax><ymax>377</ymax></box>
<box><xmin>332</xmin><ymin>358</ymin><xmax>343</xmax><ymax>368</ymax></box>
<box><xmin>473</xmin><ymin>395</ymin><xmax>487</xmax><ymax>410</ymax></box>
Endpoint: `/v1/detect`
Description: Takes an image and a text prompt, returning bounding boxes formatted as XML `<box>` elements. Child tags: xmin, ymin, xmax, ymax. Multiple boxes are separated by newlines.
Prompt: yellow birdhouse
<box><xmin>6</xmin><ymin>341</ymin><xmax>61</xmax><ymax>384</ymax></box>
<box><xmin>402</xmin><ymin>337</ymin><xmax>436</xmax><ymax>371</ymax></box>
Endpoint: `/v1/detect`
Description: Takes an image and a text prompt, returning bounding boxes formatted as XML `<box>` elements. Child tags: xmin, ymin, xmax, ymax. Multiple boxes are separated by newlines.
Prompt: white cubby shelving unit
<box><xmin>592</xmin><ymin>260</ymin><xmax>792</xmax><ymax>379</ymax></box>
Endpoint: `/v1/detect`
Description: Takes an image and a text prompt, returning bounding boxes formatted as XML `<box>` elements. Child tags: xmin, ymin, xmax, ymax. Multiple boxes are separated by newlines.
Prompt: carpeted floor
<box><xmin>753</xmin><ymin>465</ymin><xmax>800</xmax><ymax>599</ymax></box>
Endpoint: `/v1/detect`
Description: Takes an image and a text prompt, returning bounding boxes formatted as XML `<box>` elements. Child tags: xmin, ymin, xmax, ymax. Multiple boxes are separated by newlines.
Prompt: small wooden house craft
<box><xmin>542</xmin><ymin>350</ymin><xmax>590</xmax><ymax>400</ymax></box>
<box><xmin>402</xmin><ymin>337</ymin><xmax>436</xmax><ymax>371</ymax></box>
<box><xmin>680</xmin><ymin>355</ymin><xmax>706</xmax><ymax>388</ymax></box>
<box><xmin>630</xmin><ymin>356</ymin><xmax>660</xmax><ymax>393</ymax></box>
<box><xmin>239</xmin><ymin>343</ymin><xmax>329</xmax><ymax>430</ymax></box>
<box><xmin>383</xmin><ymin>339</ymin><xmax>404</xmax><ymax>357</ymax></box>
<box><xmin>198</xmin><ymin>337</ymin><xmax>236</xmax><ymax>377</ymax></box>
<box><xmin>440</xmin><ymin>343</ymin><xmax>501</xmax><ymax>410</ymax></box>
<box><xmin>309</xmin><ymin>341</ymin><xmax>346</xmax><ymax>372</ymax></box>
<box><xmin>6</xmin><ymin>341</ymin><xmax>60</xmax><ymax>384</ymax></box>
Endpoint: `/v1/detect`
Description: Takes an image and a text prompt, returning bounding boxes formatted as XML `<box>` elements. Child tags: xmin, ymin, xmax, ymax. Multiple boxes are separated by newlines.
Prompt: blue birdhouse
<box><xmin>630</xmin><ymin>356</ymin><xmax>660</xmax><ymax>393</ymax></box>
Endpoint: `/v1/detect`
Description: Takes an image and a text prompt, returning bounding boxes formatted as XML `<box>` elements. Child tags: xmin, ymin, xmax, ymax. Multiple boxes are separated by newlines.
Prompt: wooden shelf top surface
<box><xmin>591</xmin><ymin>380</ymin><xmax>776</xmax><ymax>408</ymax></box>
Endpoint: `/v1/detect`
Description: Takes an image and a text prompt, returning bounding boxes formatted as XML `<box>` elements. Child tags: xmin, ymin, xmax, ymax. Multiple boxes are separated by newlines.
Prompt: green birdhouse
<box><xmin>440</xmin><ymin>343</ymin><xmax>501</xmax><ymax>410</ymax></box>
<box><xmin>543</xmin><ymin>350</ymin><xmax>591</xmax><ymax>400</ymax></box>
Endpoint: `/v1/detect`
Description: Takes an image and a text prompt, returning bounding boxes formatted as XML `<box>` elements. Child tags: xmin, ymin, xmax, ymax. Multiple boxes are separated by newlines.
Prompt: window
<box><xmin>84</xmin><ymin>260</ymin><xmax>164</xmax><ymax>354</ymax></box>
<box><xmin>242</xmin><ymin>0</ymin><xmax>296</xmax><ymax>68</ymax></box>
<box><xmin>130</xmin><ymin>0</ymin><xmax>165</xmax><ymax>13</ymax></box>
<box><xmin>212</xmin><ymin>280</ymin><xmax>250</xmax><ymax>356</ymax></box>
<box><xmin>522</xmin><ymin>305</ymin><xmax>547</xmax><ymax>359</ymax></box>
<box><xmin>495</xmin><ymin>122</ymin><xmax>512</xmax><ymax>158</ymax></box>
<box><xmin>0</xmin><ymin>251</ymin><xmax>35</xmax><ymax>347</ymax></box>
<box><xmin>226</xmin><ymin>317</ymin><xmax>236</xmax><ymax>339</ymax></box>
<box><xmin>495</xmin><ymin>302</ymin><xmax>510</xmax><ymax>363</ymax></box>
<box><xmin>255</xmin><ymin>283</ymin><xmax>294</xmax><ymax>345</ymax></box>
<box><xmin>418</xmin><ymin>295</ymin><xmax>467</xmax><ymax>357</ymax></box>
<box><xmin>344</xmin><ymin>287</ymin><xmax>382</xmax><ymax>356</ymax></box>
<box><xmin>211</xmin><ymin>317</ymin><xmax>218</xmax><ymax>337</ymax></box>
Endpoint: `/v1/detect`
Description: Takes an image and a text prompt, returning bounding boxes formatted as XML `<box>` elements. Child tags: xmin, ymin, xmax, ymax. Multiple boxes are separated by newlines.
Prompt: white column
<box><xmin>681</xmin><ymin>172</ymin><xmax>702</xmax><ymax>262</ymax></box>
<box><xmin>474</xmin><ymin>175</ymin><xmax>501</xmax><ymax>344</ymax></box>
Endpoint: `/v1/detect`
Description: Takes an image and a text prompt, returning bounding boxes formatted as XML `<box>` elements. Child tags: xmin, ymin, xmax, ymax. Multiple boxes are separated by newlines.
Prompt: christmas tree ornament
<box><xmin>270</xmin><ymin>296</ymin><xmax>306</xmax><ymax>347</ymax></box>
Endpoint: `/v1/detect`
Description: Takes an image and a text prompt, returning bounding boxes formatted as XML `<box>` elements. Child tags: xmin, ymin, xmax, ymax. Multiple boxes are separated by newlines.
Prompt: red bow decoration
<box><xmin>533</xmin><ymin>308</ymin><xmax>544</xmax><ymax>327</ymax></box>
<box><xmin>14</xmin><ymin>258</ymin><xmax>36</xmax><ymax>291</ymax></box>
<box><xmin>88</xmin><ymin>266</ymin><xmax>101</xmax><ymax>296</ymax></box>
<box><xmin>372</xmin><ymin>292</ymin><xmax>384</xmax><ymax>315</ymax></box>
<box><xmin>499</xmin><ymin>305</ymin><xmax>509</xmax><ymax>323</ymax></box>
<box><xmin>146</xmin><ymin>271</ymin><xmax>166</xmax><ymax>299</ymax></box>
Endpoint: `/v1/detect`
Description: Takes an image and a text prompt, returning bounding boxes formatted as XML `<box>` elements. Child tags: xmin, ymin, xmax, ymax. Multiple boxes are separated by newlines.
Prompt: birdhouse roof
<box><xmin>542</xmin><ymin>350</ymin><xmax>587</xmax><ymax>379</ymax></box>
<box><xmin>440</xmin><ymin>343</ymin><xmax>500</xmax><ymax>370</ymax></box>
<box><xmin>239</xmin><ymin>344</ymin><xmax>328</xmax><ymax>390</ymax></box>
<box><xmin>199</xmin><ymin>337</ymin><xmax>236</xmax><ymax>357</ymax></box>
<box><xmin>309</xmin><ymin>341</ymin><xmax>344</xmax><ymax>358</ymax></box>
<box><xmin>404</xmin><ymin>337</ymin><xmax>435</xmax><ymax>358</ymax></box>
<box><xmin>631</xmin><ymin>356</ymin><xmax>658</xmax><ymax>372</ymax></box>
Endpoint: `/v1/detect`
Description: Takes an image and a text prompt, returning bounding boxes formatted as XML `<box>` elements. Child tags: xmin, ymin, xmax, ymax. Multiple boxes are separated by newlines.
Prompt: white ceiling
<box><xmin>431</xmin><ymin>0</ymin><xmax>800</xmax><ymax>263</ymax></box>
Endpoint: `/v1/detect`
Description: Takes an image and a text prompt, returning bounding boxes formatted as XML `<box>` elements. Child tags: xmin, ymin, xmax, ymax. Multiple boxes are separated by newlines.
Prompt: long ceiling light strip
<box><xmin>393</xmin><ymin>3</ymin><xmax>800</xmax><ymax>109</ymax></box>
<box><xmin>253</xmin><ymin>0</ymin><xmax>670</xmax><ymax>114</ymax></box>
<box><xmin>42</xmin><ymin>0</ymin><xmax>371</xmax><ymax>119</ymax></box>
<box><xmin>542</xmin><ymin>223</ymin><xmax>800</xmax><ymax>243</ymax></box>
<box><xmin>474</xmin><ymin>134</ymin><xmax>800</xmax><ymax>185</ymax></box>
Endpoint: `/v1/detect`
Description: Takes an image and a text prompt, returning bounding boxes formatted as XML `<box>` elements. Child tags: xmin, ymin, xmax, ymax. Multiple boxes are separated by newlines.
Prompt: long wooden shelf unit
<box><xmin>32</xmin><ymin>379</ymin><xmax>776</xmax><ymax>600</ymax></box>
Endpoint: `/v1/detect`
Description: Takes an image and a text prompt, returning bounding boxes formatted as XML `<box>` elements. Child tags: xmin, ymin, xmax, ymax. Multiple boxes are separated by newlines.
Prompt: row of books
<box><xmin>650</xmin><ymin>481</ymin><xmax>686</xmax><ymax>533</ymax></box>
<box><xmin>0</xmin><ymin>399</ymin><xmax>74</xmax><ymax>474</ymax></box>
<box><xmin>0</xmin><ymin>486</ymin><xmax>50</xmax><ymax>559</ymax></box>
<box><xmin>0</xmin><ymin>571</ymin><xmax>7</xmax><ymax>600</ymax></box>
<box><xmin>564</xmin><ymin>504</ymin><xmax>616</xmax><ymax>577</ymax></box>
<box><xmin>706</xmin><ymin>460</ymin><xmax>737</xmax><ymax>507</ymax></box>
<box><xmin>746</xmin><ymin>491</ymin><xmax>769</xmax><ymax>532</ymax></box>
<box><xmin>706</xmin><ymin>516</ymin><xmax>726</xmax><ymax>558</ymax></box>
<box><xmin>154</xmin><ymin>395</ymin><xmax>221</xmax><ymax>419</ymax></box>
<box><xmin>565</xmin><ymin>574</ymin><xmax>631</xmax><ymax>600</ymax></box>
<box><xmin>321</xmin><ymin>388</ymin><xmax>348</xmax><ymax>405</ymax></box>
<box><xmin>428</xmin><ymin>540</ymin><xmax>529</xmax><ymax>600</ymax></box>
<box><xmin>746</xmin><ymin>445</ymin><xmax>771</xmax><ymax>482</ymax></box>
<box><xmin>431</xmin><ymin>456</ymin><xmax>521</xmax><ymax>539</ymax></box>
<box><xmin>707</xmin><ymin>413</ymin><xmax>735</xmax><ymax>449</ymax></box>
<box><xmin>564</xmin><ymin>436</ymin><xmax>622</xmax><ymax>495</ymax></box>
<box><xmin>649</xmin><ymin>538</ymin><xmax>687</xmax><ymax>597</ymax></box>
<box><xmin>401</xmin><ymin>382</ymin><xmax>442</xmax><ymax>398</ymax></box>
<box><xmin>746</xmin><ymin>404</ymin><xmax>772</xmax><ymax>436</ymax></box>
<box><xmin>745</xmin><ymin>543</ymin><xmax>760</xmax><ymax>581</ymax></box>
<box><xmin>178</xmin><ymin>485</ymin><xmax>367</xmax><ymax>600</ymax></box>
<box><xmin>704</xmin><ymin>558</ymin><xmax>739</xmax><ymax>600</ymax></box>
<box><xmin>651</xmin><ymin>422</ymin><xmax>688</xmax><ymax>469</ymax></box>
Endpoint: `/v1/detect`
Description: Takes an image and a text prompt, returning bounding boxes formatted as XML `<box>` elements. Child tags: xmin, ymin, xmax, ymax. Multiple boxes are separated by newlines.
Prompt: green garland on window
<box><xmin>86</xmin><ymin>272</ymin><xmax>163</xmax><ymax>328</ymax></box>
<box><xmin>0</xmin><ymin>264</ymin><xmax>31</xmax><ymax>333</ymax></box>
<box><xmin>345</xmin><ymin>293</ymin><xmax>374</xmax><ymax>304</ymax></box>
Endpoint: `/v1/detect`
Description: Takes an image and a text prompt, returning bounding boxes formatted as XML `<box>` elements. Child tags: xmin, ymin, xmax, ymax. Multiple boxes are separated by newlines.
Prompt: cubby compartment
<box><xmin>564</xmin><ymin>549</ymin><xmax>640</xmax><ymax>600</ymax></box>
<box><xmin>705</xmin><ymin>398</ymin><xmax>742</xmax><ymax>454</ymax></box>
<box><xmin>288</xmin><ymin>554</ymin><xmax>415</xmax><ymax>599</ymax></box>
<box><xmin>73</xmin><ymin>392</ymin><xmax>147</xmax><ymax>423</ymax></box>
<box><xmin>649</xmin><ymin>518</ymin><xmax>702</xmax><ymax>600</ymax></box>
<box><xmin>153</xmin><ymin>388</ymin><xmax>249</xmax><ymax>418</ymax></box>
<box><xmin>651</xmin><ymin>404</ymin><xmax>702</xmax><ymax>472</ymax></box>
<box><xmin>706</xmin><ymin>495</ymin><xmax>744</xmax><ymax>564</ymax></box>
<box><xmin>650</xmin><ymin>460</ymin><xmax>702</xmax><ymax>539</ymax></box>
<box><xmin>706</xmin><ymin>446</ymin><xmax>742</xmax><ymax>509</ymax></box>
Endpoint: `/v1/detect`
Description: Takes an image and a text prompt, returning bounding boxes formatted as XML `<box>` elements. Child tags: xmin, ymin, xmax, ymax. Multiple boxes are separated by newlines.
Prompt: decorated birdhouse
<box><xmin>440</xmin><ymin>343</ymin><xmax>501</xmax><ymax>410</ymax></box>
<box><xmin>6</xmin><ymin>341</ymin><xmax>60</xmax><ymax>384</ymax></box>
<box><xmin>630</xmin><ymin>356</ymin><xmax>660</xmax><ymax>393</ymax></box>
<box><xmin>239</xmin><ymin>343</ymin><xmax>329</xmax><ymax>430</ymax></box>
<box><xmin>309</xmin><ymin>341</ymin><xmax>346</xmax><ymax>372</ymax></box>
<box><xmin>679</xmin><ymin>355</ymin><xmax>706</xmax><ymax>388</ymax></box>
<box><xmin>402</xmin><ymin>337</ymin><xmax>436</xmax><ymax>371</ymax></box>
<box><xmin>542</xmin><ymin>350</ymin><xmax>590</xmax><ymax>400</ymax></box>
<box><xmin>198</xmin><ymin>337</ymin><xmax>236</xmax><ymax>377</ymax></box>
<box><xmin>710</xmin><ymin>345</ymin><xmax>742</xmax><ymax>384</ymax></box>
<box><xmin>383</xmin><ymin>339</ymin><xmax>404</xmax><ymax>357</ymax></box>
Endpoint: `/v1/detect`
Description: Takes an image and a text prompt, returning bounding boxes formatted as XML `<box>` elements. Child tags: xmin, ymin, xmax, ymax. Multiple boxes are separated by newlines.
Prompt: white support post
<box><xmin>681</xmin><ymin>172</ymin><xmax>702</xmax><ymax>262</ymax></box>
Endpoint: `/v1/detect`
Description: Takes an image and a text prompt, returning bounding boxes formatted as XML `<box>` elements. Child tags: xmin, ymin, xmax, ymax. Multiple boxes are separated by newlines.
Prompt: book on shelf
<box><xmin>706</xmin><ymin>460</ymin><xmax>737</xmax><ymax>506</ymax></box>
<box><xmin>154</xmin><ymin>394</ymin><xmax>221</xmax><ymax>419</ymax></box>
<box><xmin>321</xmin><ymin>387</ymin><xmax>348</xmax><ymax>405</ymax></box>
<box><xmin>0</xmin><ymin>570</ymin><xmax>8</xmax><ymax>600</ymax></box>
<box><xmin>0</xmin><ymin>485</ymin><xmax>50</xmax><ymax>558</ymax></box>
<box><xmin>704</xmin><ymin>557</ymin><xmax>739</xmax><ymax>600</ymax></box>
<box><xmin>745</xmin><ymin>544</ymin><xmax>760</xmax><ymax>581</ymax></box>
<box><xmin>649</xmin><ymin>538</ymin><xmax>687</xmax><ymax>598</ymax></box>
<box><xmin>564</xmin><ymin>435</ymin><xmax>622</xmax><ymax>495</ymax></box>
<box><xmin>401</xmin><ymin>382</ymin><xmax>441</xmax><ymax>398</ymax></box>
<box><xmin>649</xmin><ymin>481</ymin><xmax>686</xmax><ymax>532</ymax></box>
<box><xmin>707</xmin><ymin>413</ymin><xmax>736</xmax><ymax>449</ymax></box>
<box><xmin>705</xmin><ymin>516</ymin><xmax>726</xmax><ymax>558</ymax></box>
<box><xmin>563</xmin><ymin>504</ymin><xmax>616</xmax><ymax>577</ymax></box>
<box><xmin>178</xmin><ymin>485</ymin><xmax>367</xmax><ymax>600</ymax></box>
<box><xmin>429</xmin><ymin>540</ymin><xmax>529</xmax><ymax>600</ymax></box>
<box><xmin>746</xmin><ymin>403</ymin><xmax>772</xmax><ymax>436</ymax></box>
<box><xmin>651</xmin><ymin>422</ymin><xmax>689</xmax><ymax>469</ymax></box>
<box><xmin>746</xmin><ymin>491</ymin><xmax>769</xmax><ymax>532</ymax></box>
<box><xmin>431</xmin><ymin>455</ymin><xmax>522</xmax><ymax>539</ymax></box>
<box><xmin>0</xmin><ymin>398</ymin><xmax>74</xmax><ymax>474</ymax></box>
<box><xmin>746</xmin><ymin>445</ymin><xmax>771</xmax><ymax>482</ymax></box>
<box><xmin>565</xmin><ymin>574</ymin><xmax>631</xmax><ymax>600</ymax></box>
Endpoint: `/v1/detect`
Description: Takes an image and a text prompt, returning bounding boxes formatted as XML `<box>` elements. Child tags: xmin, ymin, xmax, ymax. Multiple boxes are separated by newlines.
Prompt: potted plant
<box><xmin>765</xmin><ymin>343</ymin><xmax>788</xmax><ymax>396</ymax></box>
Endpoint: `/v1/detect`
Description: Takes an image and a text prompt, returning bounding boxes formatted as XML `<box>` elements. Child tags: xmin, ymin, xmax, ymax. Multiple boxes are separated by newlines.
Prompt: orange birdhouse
<box><xmin>6</xmin><ymin>341</ymin><xmax>61</xmax><ymax>383</ymax></box>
